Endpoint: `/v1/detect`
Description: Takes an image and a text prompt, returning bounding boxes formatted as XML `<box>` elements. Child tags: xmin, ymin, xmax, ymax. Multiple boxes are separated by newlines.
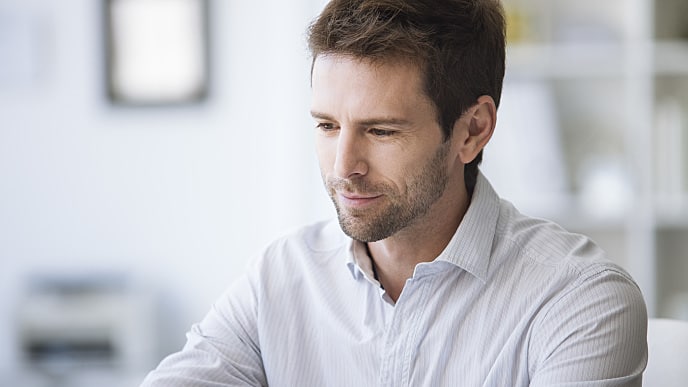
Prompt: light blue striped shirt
<box><xmin>141</xmin><ymin>173</ymin><xmax>647</xmax><ymax>386</ymax></box>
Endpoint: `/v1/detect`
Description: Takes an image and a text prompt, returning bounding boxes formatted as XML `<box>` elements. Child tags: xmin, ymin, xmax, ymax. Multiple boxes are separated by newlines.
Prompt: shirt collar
<box><xmin>345</xmin><ymin>171</ymin><xmax>501</xmax><ymax>283</ymax></box>
<box><xmin>347</xmin><ymin>239</ymin><xmax>370</xmax><ymax>280</ymax></box>
<box><xmin>435</xmin><ymin>171</ymin><xmax>500</xmax><ymax>283</ymax></box>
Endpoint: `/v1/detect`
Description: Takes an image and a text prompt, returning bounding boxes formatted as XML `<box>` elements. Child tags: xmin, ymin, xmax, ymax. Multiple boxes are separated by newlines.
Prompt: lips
<box><xmin>340</xmin><ymin>192</ymin><xmax>379</xmax><ymax>200</ymax></box>
<box><xmin>337</xmin><ymin>192</ymin><xmax>383</xmax><ymax>208</ymax></box>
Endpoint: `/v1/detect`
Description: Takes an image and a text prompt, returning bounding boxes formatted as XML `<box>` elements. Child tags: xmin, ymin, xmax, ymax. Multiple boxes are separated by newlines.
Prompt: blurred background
<box><xmin>1</xmin><ymin>0</ymin><xmax>687</xmax><ymax>386</ymax></box>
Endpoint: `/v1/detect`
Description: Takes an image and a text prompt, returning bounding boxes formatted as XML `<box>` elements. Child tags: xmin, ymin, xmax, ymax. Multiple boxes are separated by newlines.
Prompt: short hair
<box><xmin>307</xmin><ymin>0</ymin><xmax>506</xmax><ymax>195</ymax></box>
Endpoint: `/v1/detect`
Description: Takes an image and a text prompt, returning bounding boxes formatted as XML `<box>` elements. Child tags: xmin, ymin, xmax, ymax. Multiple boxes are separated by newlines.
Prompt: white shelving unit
<box><xmin>484</xmin><ymin>0</ymin><xmax>688</xmax><ymax>317</ymax></box>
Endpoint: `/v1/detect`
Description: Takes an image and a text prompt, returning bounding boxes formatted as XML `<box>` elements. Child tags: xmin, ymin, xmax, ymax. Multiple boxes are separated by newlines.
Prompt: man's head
<box><xmin>307</xmin><ymin>0</ymin><xmax>506</xmax><ymax>195</ymax></box>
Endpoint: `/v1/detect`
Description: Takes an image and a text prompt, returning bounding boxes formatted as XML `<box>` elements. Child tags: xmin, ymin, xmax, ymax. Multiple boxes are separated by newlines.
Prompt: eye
<box><xmin>316</xmin><ymin>122</ymin><xmax>338</xmax><ymax>132</ymax></box>
<box><xmin>369</xmin><ymin>128</ymin><xmax>394</xmax><ymax>137</ymax></box>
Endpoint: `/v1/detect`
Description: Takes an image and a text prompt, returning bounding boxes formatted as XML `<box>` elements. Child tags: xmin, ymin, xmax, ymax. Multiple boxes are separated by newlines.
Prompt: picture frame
<box><xmin>104</xmin><ymin>0</ymin><xmax>210</xmax><ymax>105</ymax></box>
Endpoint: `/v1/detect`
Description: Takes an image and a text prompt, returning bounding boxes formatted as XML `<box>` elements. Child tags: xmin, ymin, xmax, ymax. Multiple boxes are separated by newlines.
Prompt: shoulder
<box><xmin>261</xmin><ymin>218</ymin><xmax>348</xmax><ymax>257</ymax></box>
<box><xmin>246</xmin><ymin>218</ymin><xmax>349</xmax><ymax>276</ymax></box>
<box><xmin>495</xmin><ymin>199</ymin><xmax>628</xmax><ymax>277</ymax></box>
<box><xmin>491</xmin><ymin>204</ymin><xmax>647</xmax><ymax>381</ymax></box>
<box><xmin>493</xmin><ymin>198</ymin><xmax>645</xmax><ymax>317</ymax></box>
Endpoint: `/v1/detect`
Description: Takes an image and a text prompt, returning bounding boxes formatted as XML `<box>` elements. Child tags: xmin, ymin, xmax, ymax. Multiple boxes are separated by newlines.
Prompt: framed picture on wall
<box><xmin>104</xmin><ymin>0</ymin><xmax>209</xmax><ymax>105</ymax></box>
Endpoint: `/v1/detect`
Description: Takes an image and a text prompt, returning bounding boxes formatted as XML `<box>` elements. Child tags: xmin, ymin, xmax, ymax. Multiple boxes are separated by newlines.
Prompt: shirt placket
<box><xmin>378</xmin><ymin>275</ymin><xmax>431</xmax><ymax>387</ymax></box>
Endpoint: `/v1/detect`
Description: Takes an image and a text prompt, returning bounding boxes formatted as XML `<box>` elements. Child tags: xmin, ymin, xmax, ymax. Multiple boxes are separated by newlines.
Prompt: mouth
<box><xmin>337</xmin><ymin>192</ymin><xmax>383</xmax><ymax>208</ymax></box>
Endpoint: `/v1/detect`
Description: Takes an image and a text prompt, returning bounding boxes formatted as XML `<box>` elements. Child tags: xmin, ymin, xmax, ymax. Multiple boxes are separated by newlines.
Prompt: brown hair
<box><xmin>307</xmin><ymin>0</ymin><xmax>505</xmax><ymax>195</ymax></box>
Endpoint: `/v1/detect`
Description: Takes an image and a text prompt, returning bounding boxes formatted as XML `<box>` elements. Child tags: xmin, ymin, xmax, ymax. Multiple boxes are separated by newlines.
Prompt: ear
<box><xmin>453</xmin><ymin>95</ymin><xmax>496</xmax><ymax>164</ymax></box>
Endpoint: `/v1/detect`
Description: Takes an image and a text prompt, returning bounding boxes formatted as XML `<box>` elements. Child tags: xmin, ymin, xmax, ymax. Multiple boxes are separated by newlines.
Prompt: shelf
<box><xmin>654</xmin><ymin>41</ymin><xmax>688</xmax><ymax>75</ymax></box>
<box><xmin>507</xmin><ymin>40</ymin><xmax>688</xmax><ymax>80</ymax></box>
<box><xmin>505</xmin><ymin>193</ymin><xmax>633</xmax><ymax>231</ymax></box>
<box><xmin>506</xmin><ymin>42</ymin><xmax>628</xmax><ymax>80</ymax></box>
<box><xmin>655</xmin><ymin>197</ymin><xmax>688</xmax><ymax>228</ymax></box>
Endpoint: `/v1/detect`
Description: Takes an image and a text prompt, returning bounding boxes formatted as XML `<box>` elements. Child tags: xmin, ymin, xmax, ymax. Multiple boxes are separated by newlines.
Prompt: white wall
<box><xmin>0</xmin><ymin>0</ymin><xmax>334</xmax><ymax>374</ymax></box>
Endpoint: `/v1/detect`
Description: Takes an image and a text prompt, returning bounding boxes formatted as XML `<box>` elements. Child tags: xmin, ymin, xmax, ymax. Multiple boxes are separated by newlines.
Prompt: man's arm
<box><xmin>529</xmin><ymin>269</ymin><xmax>648</xmax><ymax>386</ymax></box>
<box><xmin>140</xmin><ymin>271</ymin><xmax>266</xmax><ymax>387</ymax></box>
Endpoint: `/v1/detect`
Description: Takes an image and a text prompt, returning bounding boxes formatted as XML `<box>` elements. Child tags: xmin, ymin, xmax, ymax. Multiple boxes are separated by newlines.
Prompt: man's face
<box><xmin>311</xmin><ymin>54</ymin><xmax>456</xmax><ymax>242</ymax></box>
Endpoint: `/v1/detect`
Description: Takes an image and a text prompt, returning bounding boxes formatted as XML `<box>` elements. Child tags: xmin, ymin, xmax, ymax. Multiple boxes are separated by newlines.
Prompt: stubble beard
<box><xmin>325</xmin><ymin>142</ymin><xmax>451</xmax><ymax>242</ymax></box>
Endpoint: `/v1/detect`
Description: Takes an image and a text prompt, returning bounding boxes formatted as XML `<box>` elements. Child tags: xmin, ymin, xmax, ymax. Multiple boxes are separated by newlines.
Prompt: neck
<box><xmin>367</xmin><ymin>183</ymin><xmax>469</xmax><ymax>302</ymax></box>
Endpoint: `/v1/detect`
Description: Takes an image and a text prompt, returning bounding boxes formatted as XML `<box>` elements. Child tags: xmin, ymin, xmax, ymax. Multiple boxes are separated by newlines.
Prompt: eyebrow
<box><xmin>310</xmin><ymin>111</ymin><xmax>412</xmax><ymax>127</ymax></box>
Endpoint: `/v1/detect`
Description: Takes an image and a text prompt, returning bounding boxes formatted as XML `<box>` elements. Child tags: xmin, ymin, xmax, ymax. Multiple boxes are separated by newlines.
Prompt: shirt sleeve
<box><xmin>528</xmin><ymin>268</ymin><xmax>648</xmax><ymax>386</ymax></box>
<box><xmin>139</xmin><ymin>261</ymin><xmax>267</xmax><ymax>387</ymax></box>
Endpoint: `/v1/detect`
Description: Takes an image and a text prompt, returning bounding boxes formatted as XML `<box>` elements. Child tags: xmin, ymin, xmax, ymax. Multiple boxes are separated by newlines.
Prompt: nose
<box><xmin>333</xmin><ymin>128</ymin><xmax>368</xmax><ymax>179</ymax></box>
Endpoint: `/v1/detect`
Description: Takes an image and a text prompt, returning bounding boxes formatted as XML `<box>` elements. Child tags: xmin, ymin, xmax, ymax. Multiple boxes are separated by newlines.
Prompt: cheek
<box><xmin>374</xmin><ymin>154</ymin><xmax>416</xmax><ymax>188</ymax></box>
<box><xmin>315</xmin><ymin>137</ymin><xmax>335</xmax><ymax>172</ymax></box>
<box><xmin>388</xmin><ymin>149</ymin><xmax>441</xmax><ymax>187</ymax></box>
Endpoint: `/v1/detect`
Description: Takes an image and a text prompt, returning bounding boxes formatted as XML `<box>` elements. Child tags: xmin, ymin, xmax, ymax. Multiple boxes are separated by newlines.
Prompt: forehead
<box><xmin>311</xmin><ymin>54</ymin><xmax>434</xmax><ymax>116</ymax></box>
<box><xmin>312</xmin><ymin>53</ymin><xmax>423</xmax><ymax>87</ymax></box>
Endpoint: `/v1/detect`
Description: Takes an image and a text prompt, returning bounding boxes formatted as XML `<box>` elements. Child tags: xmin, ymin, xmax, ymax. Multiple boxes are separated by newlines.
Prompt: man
<box><xmin>141</xmin><ymin>0</ymin><xmax>648</xmax><ymax>385</ymax></box>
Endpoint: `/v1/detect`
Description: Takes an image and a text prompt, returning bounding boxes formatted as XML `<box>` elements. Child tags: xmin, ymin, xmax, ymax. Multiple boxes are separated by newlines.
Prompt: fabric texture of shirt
<box><xmin>141</xmin><ymin>172</ymin><xmax>648</xmax><ymax>386</ymax></box>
